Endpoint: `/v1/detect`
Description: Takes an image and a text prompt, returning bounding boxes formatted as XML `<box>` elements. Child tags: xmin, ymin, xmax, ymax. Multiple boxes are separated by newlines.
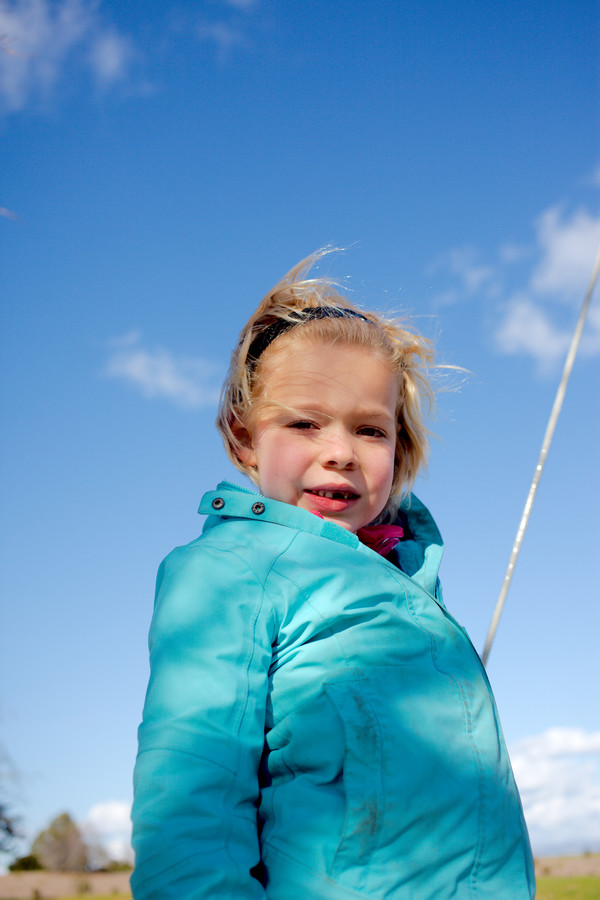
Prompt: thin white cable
<box><xmin>481</xmin><ymin>241</ymin><xmax>600</xmax><ymax>667</ymax></box>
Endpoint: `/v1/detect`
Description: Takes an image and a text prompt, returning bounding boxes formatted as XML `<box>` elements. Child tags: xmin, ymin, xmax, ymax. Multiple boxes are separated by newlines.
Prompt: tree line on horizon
<box><xmin>7</xmin><ymin>811</ymin><xmax>131</xmax><ymax>873</ymax></box>
<box><xmin>1</xmin><ymin>742</ymin><xmax>130</xmax><ymax>874</ymax></box>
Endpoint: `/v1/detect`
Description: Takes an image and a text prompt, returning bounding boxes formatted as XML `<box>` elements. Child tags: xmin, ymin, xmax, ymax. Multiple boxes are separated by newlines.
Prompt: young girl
<box><xmin>131</xmin><ymin>252</ymin><xmax>535</xmax><ymax>899</ymax></box>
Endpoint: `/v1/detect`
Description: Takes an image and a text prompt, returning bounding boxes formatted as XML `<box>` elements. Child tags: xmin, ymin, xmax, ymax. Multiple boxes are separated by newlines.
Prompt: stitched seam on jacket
<box><xmin>268</xmin><ymin>530</ymin><xmax>357</xmax><ymax>675</ymax></box>
<box><xmin>201</xmin><ymin>539</ymin><xmax>296</xmax><ymax>879</ymax></box>
<box><xmin>134</xmin><ymin>746</ymin><xmax>236</xmax><ymax>775</ymax></box>
<box><xmin>371</xmin><ymin>547</ymin><xmax>442</xmax><ymax>605</ymax></box>
<box><xmin>262</xmin><ymin>842</ymin><xmax>371</xmax><ymax>899</ymax></box>
<box><xmin>261</xmin><ymin>533</ymin><xmax>352</xmax><ymax>848</ymax></box>
<box><xmin>264</xmin><ymin>571</ymin><xmax>352</xmax><ymax>714</ymax></box>
<box><xmin>403</xmin><ymin>590</ymin><xmax>484</xmax><ymax>898</ymax></box>
<box><xmin>131</xmin><ymin>841</ymin><xmax>251</xmax><ymax>893</ymax></box>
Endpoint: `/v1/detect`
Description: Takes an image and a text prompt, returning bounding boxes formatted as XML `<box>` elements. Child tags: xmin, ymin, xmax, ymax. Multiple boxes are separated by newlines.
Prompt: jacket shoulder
<box><xmin>153</xmin><ymin>517</ymin><xmax>302</xmax><ymax>622</ymax></box>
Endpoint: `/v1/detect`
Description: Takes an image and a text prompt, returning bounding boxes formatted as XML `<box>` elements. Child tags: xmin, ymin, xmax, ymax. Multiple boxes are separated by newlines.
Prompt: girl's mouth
<box><xmin>304</xmin><ymin>488</ymin><xmax>360</xmax><ymax>515</ymax></box>
<box><xmin>306</xmin><ymin>488</ymin><xmax>359</xmax><ymax>500</ymax></box>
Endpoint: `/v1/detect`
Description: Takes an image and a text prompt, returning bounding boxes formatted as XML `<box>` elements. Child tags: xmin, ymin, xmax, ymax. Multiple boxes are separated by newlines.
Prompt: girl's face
<box><xmin>243</xmin><ymin>339</ymin><xmax>398</xmax><ymax>532</ymax></box>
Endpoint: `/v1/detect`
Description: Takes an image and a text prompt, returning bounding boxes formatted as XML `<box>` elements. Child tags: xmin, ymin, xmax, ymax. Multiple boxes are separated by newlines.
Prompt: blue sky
<box><xmin>1</xmin><ymin>0</ymin><xmax>599</xmax><ymax>865</ymax></box>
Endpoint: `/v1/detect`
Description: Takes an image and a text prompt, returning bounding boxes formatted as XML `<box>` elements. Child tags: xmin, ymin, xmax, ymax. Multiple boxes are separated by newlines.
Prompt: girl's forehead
<box><xmin>258</xmin><ymin>334</ymin><xmax>393</xmax><ymax>381</ymax></box>
<box><xmin>255</xmin><ymin>338</ymin><xmax>399</xmax><ymax>407</ymax></box>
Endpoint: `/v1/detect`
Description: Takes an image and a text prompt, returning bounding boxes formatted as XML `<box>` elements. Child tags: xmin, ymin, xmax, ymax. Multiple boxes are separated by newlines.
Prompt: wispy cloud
<box><xmin>510</xmin><ymin>728</ymin><xmax>600</xmax><ymax>856</ymax></box>
<box><xmin>590</xmin><ymin>163</ymin><xmax>600</xmax><ymax>188</ymax></box>
<box><xmin>192</xmin><ymin>0</ymin><xmax>260</xmax><ymax>59</ymax></box>
<box><xmin>222</xmin><ymin>0</ymin><xmax>258</xmax><ymax>9</ymax></box>
<box><xmin>88</xmin><ymin>28</ymin><xmax>135</xmax><ymax>86</ymax></box>
<box><xmin>164</xmin><ymin>0</ymin><xmax>259</xmax><ymax>64</ymax></box>
<box><xmin>430</xmin><ymin>186</ymin><xmax>600</xmax><ymax>373</ymax></box>
<box><xmin>430</xmin><ymin>246</ymin><xmax>499</xmax><ymax>301</ymax></box>
<box><xmin>195</xmin><ymin>21</ymin><xmax>249</xmax><ymax>56</ymax></box>
<box><xmin>0</xmin><ymin>0</ymin><xmax>138</xmax><ymax>114</ymax></box>
<box><xmin>104</xmin><ymin>332</ymin><xmax>223</xmax><ymax>409</ymax></box>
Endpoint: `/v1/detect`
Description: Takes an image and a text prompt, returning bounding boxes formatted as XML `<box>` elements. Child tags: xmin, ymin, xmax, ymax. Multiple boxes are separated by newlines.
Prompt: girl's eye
<box><xmin>358</xmin><ymin>426</ymin><xmax>386</xmax><ymax>438</ymax></box>
<box><xmin>288</xmin><ymin>420</ymin><xmax>317</xmax><ymax>430</ymax></box>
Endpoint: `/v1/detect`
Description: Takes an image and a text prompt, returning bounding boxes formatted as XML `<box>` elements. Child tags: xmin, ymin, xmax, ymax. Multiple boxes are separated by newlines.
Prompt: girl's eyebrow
<box><xmin>282</xmin><ymin>402</ymin><xmax>395</xmax><ymax>422</ymax></box>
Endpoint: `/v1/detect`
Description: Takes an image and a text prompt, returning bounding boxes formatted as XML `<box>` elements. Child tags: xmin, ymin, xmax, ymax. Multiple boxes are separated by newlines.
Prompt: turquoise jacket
<box><xmin>131</xmin><ymin>482</ymin><xmax>535</xmax><ymax>899</ymax></box>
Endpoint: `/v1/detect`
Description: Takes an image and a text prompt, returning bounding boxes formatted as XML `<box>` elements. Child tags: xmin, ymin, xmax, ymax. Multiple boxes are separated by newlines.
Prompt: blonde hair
<box><xmin>217</xmin><ymin>249</ymin><xmax>435</xmax><ymax>517</ymax></box>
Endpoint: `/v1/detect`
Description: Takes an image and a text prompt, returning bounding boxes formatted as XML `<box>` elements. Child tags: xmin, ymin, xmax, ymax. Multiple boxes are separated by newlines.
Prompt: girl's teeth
<box><xmin>315</xmin><ymin>490</ymin><xmax>353</xmax><ymax>499</ymax></box>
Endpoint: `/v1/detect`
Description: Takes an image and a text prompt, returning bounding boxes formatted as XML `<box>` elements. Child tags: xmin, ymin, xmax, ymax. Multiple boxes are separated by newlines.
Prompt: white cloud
<box><xmin>531</xmin><ymin>205</ymin><xmax>600</xmax><ymax>298</ymax></box>
<box><xmin>495</xmin><ymin>295</ymin><xmax>573</xmax><ymax>374</ymax></box>
<box><xmin>82</xmin><ymin>733</ymin><xmax>600</xmax><ymax>863</ymax></box>
<box><xmin>496</xmin><ymin>206</ymin><xmax>600</xmax><ymax>372</ymax></box>
<box><xmin>104</xmin><ymin>332</ymin><xmax>223</xmax><ymax>409</ymax></box>
<box><xmin>0</xmin><ymin>0</ymin><xmax>137</xmax><ymax>113</ymax></box>
<box><xmin>510</xmin><ymin>728</ymin><xmax>600</xmax><ymax>856</ymax></box>
<box><xmin>87</xmin><ymin>799</ymin><xmax>131</xmax><ymax>834</ymax></box>
<box><xmin>84</xmin><ymin>800</ymin><xmax>133</xmax><ymax>864</ymax></box>
<box><xmin>431</xmin><ymin>198</ymin><xmax>600</xmax><ymax>372</ymax></box>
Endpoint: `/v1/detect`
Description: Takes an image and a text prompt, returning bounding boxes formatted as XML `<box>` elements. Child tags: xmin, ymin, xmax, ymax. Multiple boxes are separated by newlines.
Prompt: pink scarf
<box><xmin>357</xmin><ymin>524</ymin><xmax>404</xmax><ymax>556</ymax></box>
<box><xmin>311</xmin><ymin>512</ymin><xmax>404</xmax><ymax>556</ymax></box>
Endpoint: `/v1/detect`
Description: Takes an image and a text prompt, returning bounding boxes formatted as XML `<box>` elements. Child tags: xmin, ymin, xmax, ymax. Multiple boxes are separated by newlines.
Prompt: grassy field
<box><xmin>35</xmin><ymin>882</ymin><xmax>600</xmax><ymax>900</ymax></box>
<box><xmin>536</xmin><ymin>878</ymin><xmax>600</xmax><ymax>899</ymax></box>
<box><xmin>2</xmin><ymin>862</ymin><xmax>598</xmax><ymax>899</ymax></box>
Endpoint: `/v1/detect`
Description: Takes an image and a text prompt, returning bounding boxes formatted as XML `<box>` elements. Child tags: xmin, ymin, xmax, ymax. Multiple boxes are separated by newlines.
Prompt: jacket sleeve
<box><xmin>131</xmin><ymin>540</ymin><xmax>274</xmax><ymax>899</ymax></box>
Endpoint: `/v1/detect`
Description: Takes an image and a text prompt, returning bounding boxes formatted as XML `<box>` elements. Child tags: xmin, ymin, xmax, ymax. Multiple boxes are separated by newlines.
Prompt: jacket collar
<box><xmin>199</xmin><ymin>481</ymin><xmax>359</xmax><ymax>548</ymax></box>
<box><xmin>198</xmin><ymin>481</ymin><xmax>444</xmax><ymax>598</ymax></box>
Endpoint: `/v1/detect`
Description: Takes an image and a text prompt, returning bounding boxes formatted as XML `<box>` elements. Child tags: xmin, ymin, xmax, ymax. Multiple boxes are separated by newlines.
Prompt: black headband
<box><xmin>247</xmin><ymin>306</ymin><xmax>370</xmax><ymax>364</ymax></box>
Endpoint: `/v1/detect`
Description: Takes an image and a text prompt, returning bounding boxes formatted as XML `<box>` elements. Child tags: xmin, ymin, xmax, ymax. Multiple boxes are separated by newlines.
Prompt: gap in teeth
<box><xmin>315</xmin><ymin>490</ymin><xmax>352</xmax><ymax>499</ymax></box>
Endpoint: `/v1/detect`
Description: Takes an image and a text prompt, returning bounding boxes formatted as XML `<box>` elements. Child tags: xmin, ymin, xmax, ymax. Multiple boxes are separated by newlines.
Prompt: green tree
<box><xmin>0</xmin><ymin>801</ymin><xmax>19</xmax><ymax>854</ymax></box>
<box><xmin>9</xmin><ymin>853</ymin><xmax>43</xmax><ymax>871</ymax></box>
<box><xmin>32</xmin><ymin>813</ymin><xmax>89</xmax><ymax>872</ymax></box>
<box><xmin>0</xmin><ymin>744</ymin><xmax>21</xmax><ymax>855</ymax></box>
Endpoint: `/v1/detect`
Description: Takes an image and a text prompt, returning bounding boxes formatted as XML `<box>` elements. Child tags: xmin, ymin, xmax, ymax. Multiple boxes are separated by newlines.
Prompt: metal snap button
<box><xmin>251</xmin><ymin>501</ymin><xmax>265</xmax><ymax>515</ymax></box>
<box><xmin>211</xmin><ymin>497</ymin><xmax>225</xmax><ymax>510</ymax></box>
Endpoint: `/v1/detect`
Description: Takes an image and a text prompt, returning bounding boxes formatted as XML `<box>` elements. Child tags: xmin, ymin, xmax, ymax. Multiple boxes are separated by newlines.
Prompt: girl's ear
<box><xmin>230</xmin><ymin>418</ymin><xmax>257</xmax><ymax>468</ymax></box>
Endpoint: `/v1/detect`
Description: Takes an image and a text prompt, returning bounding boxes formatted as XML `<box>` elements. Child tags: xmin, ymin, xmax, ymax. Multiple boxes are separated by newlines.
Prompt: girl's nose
<box><xmin>320</xmin><ymin>432</ymin><xmax>357</xmax><ymax>470</ymax></box>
